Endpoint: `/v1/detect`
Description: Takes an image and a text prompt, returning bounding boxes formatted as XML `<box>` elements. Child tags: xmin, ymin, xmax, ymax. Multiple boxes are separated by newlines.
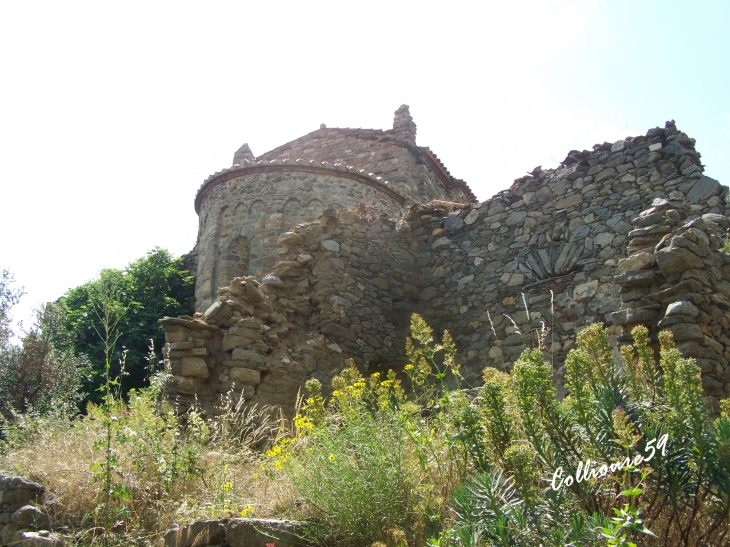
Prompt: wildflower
<box><xmin>328</xmin><ymin>453</ymin><xmax>336</xmax><ymax>462</ymax></box>
<box><xmin>404</xmin><ymin>363</ymin><xmax>414</xmax><ymax>371</ymax></box>
<box><xmin>240</xmin><ymin>504</ymin><xmax>254</xmax><ymax>518</ymax></box>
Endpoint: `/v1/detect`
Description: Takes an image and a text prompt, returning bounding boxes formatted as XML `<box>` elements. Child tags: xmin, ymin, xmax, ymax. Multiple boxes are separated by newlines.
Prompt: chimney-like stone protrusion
<box><xmin>393</xmin><ymin>104</ymin><xmax>416</xmax><ymax>147</ymax></box>
<box><xmin>233</xmin><ymin>143</ymin><xmax>255</xmax><ymax>165</ymax></box>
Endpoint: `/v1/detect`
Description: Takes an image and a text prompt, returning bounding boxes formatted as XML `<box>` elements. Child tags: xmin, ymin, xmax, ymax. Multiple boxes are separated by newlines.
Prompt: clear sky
<box><xmin>1</xmin><ymin>0</ymin><xmax>729</xmax><ymax>333</ymax></box>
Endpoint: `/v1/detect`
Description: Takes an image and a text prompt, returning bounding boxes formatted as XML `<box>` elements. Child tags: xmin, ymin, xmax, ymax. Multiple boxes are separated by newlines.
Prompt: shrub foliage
<box><xmin>2</xmin><ymin>311</ymin><xmax>730</xmax><ymax>547</ymax></box>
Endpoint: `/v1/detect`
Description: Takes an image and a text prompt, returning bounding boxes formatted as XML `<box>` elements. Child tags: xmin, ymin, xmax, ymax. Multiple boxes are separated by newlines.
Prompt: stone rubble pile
<box><xmin>164</xmin><ymin>207</ymin><xmax>420</xmax><ymax>414</ymax></box>
<box><xmin>0</xmin><ymin>472</ymin><xmax>63</xmax><ymax>547</ymax></box>
<box><xmin>610</xmin><ymin>198</ymin><xmax>730</xmax><ymax>400</ymax></box>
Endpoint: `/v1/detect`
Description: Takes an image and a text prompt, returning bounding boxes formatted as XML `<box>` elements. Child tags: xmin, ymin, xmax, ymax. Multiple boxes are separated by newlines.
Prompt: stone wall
<box><xmin>191</xmin><ymin>106</ymin><xmax>476</xmax><ymax>311</ymax></box>
<box><xmin>0</xmin><ymin>472</ymin><xmax>62</xmax><ymax>547</ymax></box>
<box><xmin>193</xmin><ymin>163</ymin><xmax>406</xmax><ymax>309</ymax></box>
<box><xmin>164</xmin><ymin>207</ymin><xmax>419</xmax><ymax>415</ymax></box>
<box><xmin>164</xmin><ymin>120</ymin><xmax>730</xmax><ymax>415</ymax></box>
<box><xmin>410</xmin><ymin>120</ymin><xmax>729</xmax><ymax>399</ymax></box>
<box><xmin>610</xmin><ymin>202</ymin><xmax>730</xmax><ymax>399</ymax></box>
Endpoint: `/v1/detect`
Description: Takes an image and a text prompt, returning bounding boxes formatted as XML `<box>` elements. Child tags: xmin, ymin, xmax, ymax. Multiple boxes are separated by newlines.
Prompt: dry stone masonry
<box><xmin>0</xmin><ymin>472</ymin><xmax>63</xmax><ymax>547</ymax></box>
<box><xmin>164</xmin><ymin>112</ymin><xmax>730</xmax><ymax>415</ymax></box>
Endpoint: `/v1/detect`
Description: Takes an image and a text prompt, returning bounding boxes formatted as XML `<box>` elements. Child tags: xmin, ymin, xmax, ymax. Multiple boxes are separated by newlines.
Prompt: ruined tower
<box><xmin>192</xmin><ymin>105</ymin><xmax>476</xmax><ymax>310</ymax></box>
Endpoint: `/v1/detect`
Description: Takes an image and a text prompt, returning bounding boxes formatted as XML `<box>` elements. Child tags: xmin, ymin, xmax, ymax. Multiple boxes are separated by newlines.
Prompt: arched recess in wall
<box><xmin>283</xmin><ymin>198</ymin><xmax>302</xmax><ymax>232</ymax></box>
<box><xmin>233</xmin><ymin>202</ymin><xmax>247</xmax><ymax>228</ymax></box>
<box><xmin>305</xmin><ymin>199</ymin><xmax>324</xmax><ymax>223</ymax></box>
<box><xmin>248</xmin><ymin>201</ymin><xmax>266</xmax><ymax>276</ymax></box>
<box><xmin>218</xmin><ymin>234</ymin><xmax>251</xmax><ymax>286</ymax></box>
<box><xmin>213</xmin><ymin>206</ymin><xmax>231</xmax><ymax>295</ymax></box>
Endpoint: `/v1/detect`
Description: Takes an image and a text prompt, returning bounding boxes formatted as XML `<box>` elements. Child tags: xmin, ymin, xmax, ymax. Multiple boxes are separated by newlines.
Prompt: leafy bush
<box><xmin>3</xmin><ymin>311</ymin><xmax>730</xmax><ymax>547</ymax></box>
<box><xmin>266</xmin><ymin>316</ymin><xmax>478</xmax><ymax>547</ymax></box>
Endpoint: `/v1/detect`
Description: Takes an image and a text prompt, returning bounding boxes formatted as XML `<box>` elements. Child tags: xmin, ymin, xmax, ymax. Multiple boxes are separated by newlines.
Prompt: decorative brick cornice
<box><xmin>194</xmin><ymin>158</ymin><xmax>405</xmax><ymax>214</ymax></box>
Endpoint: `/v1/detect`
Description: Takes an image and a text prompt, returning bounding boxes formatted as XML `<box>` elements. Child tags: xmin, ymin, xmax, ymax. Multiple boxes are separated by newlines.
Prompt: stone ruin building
<box><xmin>160</xmin><ymin>105</ymin><xmax>730</xmax><ymax>415</ymax></box>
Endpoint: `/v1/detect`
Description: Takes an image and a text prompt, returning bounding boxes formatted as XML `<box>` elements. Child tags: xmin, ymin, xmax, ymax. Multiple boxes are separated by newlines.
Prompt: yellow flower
<box><xmin>328</xmin><ymin>454</ymin><xmax>336</xmax><ymax>462</ymax></box>
<box><xmin>405</xmin><ymin>363</ymin><xmax>414</xmax><ymax>371</ymax></box>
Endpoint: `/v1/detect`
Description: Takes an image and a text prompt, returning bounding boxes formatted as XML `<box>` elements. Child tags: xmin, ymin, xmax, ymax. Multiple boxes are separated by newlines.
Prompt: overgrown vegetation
<box><xmin>55</xmin><ymin>248</ymin><xmax>195</xmax><ymax>403</ymax></box>
<box><xmin>1</xmin><ymin>304</ymin><xmax>729</xmax><ymax>546</ymax></box>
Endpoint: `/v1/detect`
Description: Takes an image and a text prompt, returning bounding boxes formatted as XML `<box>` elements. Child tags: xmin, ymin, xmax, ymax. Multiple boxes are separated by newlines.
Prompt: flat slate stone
<box><xmin>226</xmin><ymin>518</ymin><xmax>308</xmax><ymax>547</ymax></box>
<box><xmin>687</xmin><ymin>175</ymin><xmax>721</xmax><ymax>204</ymax></box>
<box><xmin>614</xmin><ymin>270</ymin><xmax>656</xmax><ymax>287</ymax></box>
<box><xmin>321</xmin><ymin>239</ymin><xmax>340</xmax><ymax>252</ymax></box>
<box><xmin>609</xmin><ymin>307</ymin><xmax>659</xmax><ymax>326</ymax></box>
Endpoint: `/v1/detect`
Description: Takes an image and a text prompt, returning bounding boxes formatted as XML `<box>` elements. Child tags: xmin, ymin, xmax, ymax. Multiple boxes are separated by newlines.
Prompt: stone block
<box><xmin>614</xmin><ymin>270</ymin><xmax>655</xmax><ymax>287</ymax></box>
<box><xmin>230</xmin><ymin>349</ymin><xmax>267</xmax><ymax>364</ymax></box>
<box><xmin>505</xmin><ymin>211</ymin><xmax>527</xmax><ymax>226</ymax></box>
<box><xmin>665</xmin><ymin>300</ymin><xmax>699</xmax><ymax>317</ymax></box>
<box><xmin>223</xmin><ymin>334</ymin><xmax>257</xmax><ymax>352</ymax></box>
<box><xmin>277</xmin><ymin>232</ymin><xmax>304</xmax><ymax>246</ymax></box>
<box><xmin>181</xmin><ymin>357</ymin><xmax>209</xmax><ymax>379</ymax></box>
<box><xmin>165</xmin><ymin>330</ymin><xmax>188</xmax><ymax>343</ymax></box>
<box><xmin>431</xmin><ymin>236</ymin><xmax>451</xmax><ymax>249</ymax></box>
<box><xmin>687</xmin><ymin>175</ymin><xmax>721</xmax><ymax>204</ymax></box>
<box><xmin>618</xmin><ymin>252</ymin><xmax>655</xmax><ymax>273</ymax></box>
<box><xmin>168</xmin><ymin>341</ymin><xmax>194</xmax><ymax>351</ymax></box>
<box><xmin>321</xmin><ymin>239</ymin><xmax>340</xmax><ymax>252</ymax></box>
<box><xmin>666</xmin><ymin>323</ymin><xmax>705</xmax><ymax>342</ymax></box>
<box><xmin>18</xmin><ymin>531</ymin><xmax>65</xmax><ymax>547</ymax></box>
<box><xmin>226</xmin><ymin>518</ymin><xmax>308</xmax><ymax>547</ymax></box>
<box><xmin>594</xmin><ymin>167</ymin><xmax>616</xmax><ymax>183</ymax></box>
<box><xmin>245</xmin><ymin>283</ymin><xmax>267</xmax><ymax>303</ymax></box>
<box><xmin>170</xmin><ymin>376</ymin><xmax>195</xmax><ymax>394</ymax></box>
<box><xmin>609</xmin><ymin>308</ymin><xmax>659</xmax><ymax>326</ymax></box>
<box><xmin>229</xmin><ymin>368</ymin><xmax>261</xmax><ymax>385</ymax></box>
<box><xmin>320</xmin><ymin>323</ymin><xmax>358</xmax><ymax>342</ymax></box>
<box><xmin>656</xmin><ymin>247</ymin><xmax>704</xmax><ymax>275</ymax></box>
<box><xmin>0</xmin><ymin>474</ymin><xmax>43</xmax><ymax>508</ymax></box>
<box><xmin>573</xmin><ymin>280</ymin><xmax>599</xmax><ymax>301</ymax></box>
<box><xmin>164</xmin><ymin>519</ymin><xmax>226</xmax><ymax>547</ymax></box>
<box><xmin>464</xmin><ymin>209</ymin><xmax>479</xmax><ymax>225</ymax></box>
<box><xmin>12</xmin><ymin>505</ymin><xmax>49</xmax><ymax>530</ymax></box>
<box><xmin>555</xmin><ymin>194</ymin><xmax>583</xmax><ymax>210</ymax></box>
<box><xmin>445</xmin><ymin>216</ymin><xmax>465</xmax><ymax>230</ymax></box>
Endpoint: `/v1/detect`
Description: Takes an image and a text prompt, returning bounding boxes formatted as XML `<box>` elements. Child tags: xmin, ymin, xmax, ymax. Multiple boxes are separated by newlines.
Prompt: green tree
<box><xmin>57</xmin><ymin>248</ymin><xmax>195</xmax><ymax>404</ymax></box>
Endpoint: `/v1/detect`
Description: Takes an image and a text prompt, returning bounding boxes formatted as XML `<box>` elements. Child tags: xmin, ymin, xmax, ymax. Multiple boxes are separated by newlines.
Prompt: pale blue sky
<box><xmin>1</xmin><ymin>0</ymin><xmax>728</xmax><ymax>332</ymax></box>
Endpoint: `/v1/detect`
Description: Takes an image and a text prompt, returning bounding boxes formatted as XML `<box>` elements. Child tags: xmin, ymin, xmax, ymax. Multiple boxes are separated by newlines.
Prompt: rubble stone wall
<box><xmin>0</xmin><ymin>472</ymin><xmax>62</xmax><ymax>547</ymax></box>
<box><xmin>164</xmin><ymin>208</ymin><xmax>419</xmax><ymax>415</ymax></box>
<box><xmin>164</xmin><ymin>120</ymin><xmax>730</xmax><ymax>415</ymax></box>
<box><xmin>410</xmin><ymin>121</ymin><xmax>730</xmax><ymax>400</ymax></box>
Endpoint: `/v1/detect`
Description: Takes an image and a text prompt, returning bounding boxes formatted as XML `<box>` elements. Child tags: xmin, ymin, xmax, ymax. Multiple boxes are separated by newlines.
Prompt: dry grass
<box><xmin>0</xmin><ymin>394</ymin><xmax>299</xmax><ymax>544</ymax></box>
